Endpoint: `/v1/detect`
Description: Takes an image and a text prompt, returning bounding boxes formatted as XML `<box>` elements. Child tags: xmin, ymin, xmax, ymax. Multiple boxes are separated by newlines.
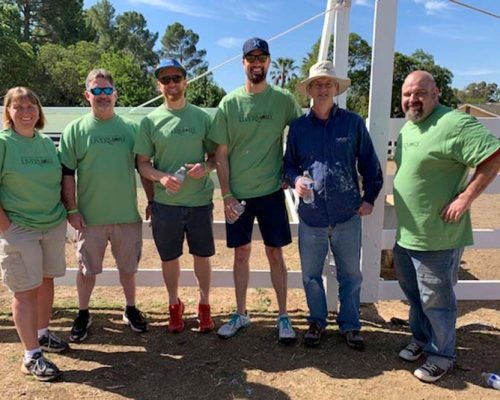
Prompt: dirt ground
<box><xmin>0</xmin><ymin>169</ymin><xmax>499</xmax><ymax>399</ymax></box>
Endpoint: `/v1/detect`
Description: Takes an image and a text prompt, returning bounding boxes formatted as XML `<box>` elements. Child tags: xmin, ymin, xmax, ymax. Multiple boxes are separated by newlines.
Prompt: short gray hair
<box><xmin>85</xmin><ymin>69</ymin><xmax>114</xmax><ymax>89</ymax></box>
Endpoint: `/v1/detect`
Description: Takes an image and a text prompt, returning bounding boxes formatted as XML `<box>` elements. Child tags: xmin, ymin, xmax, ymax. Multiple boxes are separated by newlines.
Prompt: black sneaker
<box><xmin>343</xmin><ymin>330</ymin><xmax>365</xmax><ymax>351</ymax></box>
<box><xmin>123</xmin><ymin>306</ymin><xmax>148</xmax><ymax>333</ymax></box>
<box><xmin>303</xmin><ymin>322</ymin><xmax>325</xmax><ymax>347</ymax></box>
<box><xmin>399</xmin><ymin>342</ymin><xmax>424</xmax><ymax>362</ymax></box>
<box><xmin>21</xmin><ymin>352</ymin><xmax>61</xmax><ymax>382</ymax></box>
<box><xmin>414</xmin><ymin>361</ymin><xmax>450</xmax><ymax>383</ymax></box>
<box><xmin>39</xmin><ymin>331</ymin><xmax>69</xmax><ymax>353</ymax></box>
<box><xmin>70</xmin><ymin>311</ymin><xmax>92</xmax><ymax>343</ymax></box>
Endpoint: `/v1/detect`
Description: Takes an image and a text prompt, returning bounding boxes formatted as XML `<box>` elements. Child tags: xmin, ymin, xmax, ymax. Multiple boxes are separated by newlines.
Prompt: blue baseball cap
<box><xmin>242</xmin><ymin>37</ymin><xmax>270</xmax><ymax>57</ymax></box>
<box><xmin>154</xmin><ymin>59</ymin><xmax>187</xmax><ymax>78</ymax></box>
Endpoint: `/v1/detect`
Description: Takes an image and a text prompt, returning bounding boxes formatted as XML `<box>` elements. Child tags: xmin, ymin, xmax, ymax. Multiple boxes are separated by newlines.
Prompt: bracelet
<box><xmin>67</xmin><ymin>209</ymin><xmax>79</xmax><ymax>215</ymax></box>
<box><xmin>222</xmin><ymin>193</ymin><xmax>233</xmax><ymax>200</ymax></box>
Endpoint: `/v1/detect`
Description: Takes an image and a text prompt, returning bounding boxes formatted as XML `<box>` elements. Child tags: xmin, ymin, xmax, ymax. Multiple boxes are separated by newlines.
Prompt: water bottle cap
<box><xmin>241</xmin><ymin>201</ymin><xmax>246</xmax><ymax>206</ymax></box>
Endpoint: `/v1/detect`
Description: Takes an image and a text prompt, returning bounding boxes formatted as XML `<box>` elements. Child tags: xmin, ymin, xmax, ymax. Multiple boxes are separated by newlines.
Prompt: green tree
<box><xmin>0</xmin><ymin>36</ymin><xmax>41</xmax><ymax>96</ymax></box>
<box><xmin>454</xmin><ymin>81</ymin><xmax>500</xmax><ymax>104</ymax></box>
<box><xmin>115</xmin><ymin>11</ymin><xmax>158</xmax><ymax>67</ymax></box>
<box><xmin>270</xmin><ymin>58</ymin><xmax>298</xmax><ymax>88</ymax></box>
<box><xmin>185</xmin><ymin>69</ymin><xmax>226</xmax><ymax>107</ymax></box>
<box><xmin>160</xmin><ymin>22</ymin><xmax>207</xmax><ymax>76</ymax></box>
<box><xmin>85</xmin><ymin>0</ymin><xmax>115</xmax><ymax>48</ymax></box>
<box><xmin>0</xmin><ymin>2</ymin><xmax>22</xmax><ymax>40</ymax></box>
<box><xmin>100</xmin><ymin>51</ymin><xmax>156</xmax><ymax>106</ymax></box>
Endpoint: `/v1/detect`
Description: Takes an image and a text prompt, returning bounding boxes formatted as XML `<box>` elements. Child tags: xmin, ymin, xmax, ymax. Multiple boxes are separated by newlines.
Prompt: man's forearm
<box><xmin>458</xmin><ymin>152</ymin><xmax>500</xmax><ymax>205</ymax></box>
<box><xmin>62</xmin><ymin>175</ymin><xmax>78</xmax><ymax>210</ymax></box>
<box><xmin>215</xmin><ymin>146</ymin><xmax>231</xmax><ymax>196</ymax></box>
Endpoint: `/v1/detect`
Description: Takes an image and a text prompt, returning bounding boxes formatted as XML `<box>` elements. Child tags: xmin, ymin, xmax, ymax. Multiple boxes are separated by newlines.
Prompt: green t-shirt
<box><xmin>0</xmin><ymin>128</ymin><xmax>66</xmax><ymax>230</ymax></box>
<box><xmin>208</xmin><ymin>85</ymin><xmax>303</xmax><ymax>199</ymax></box>
<box><xmin>134</xmin><ymin>103</ymin><xmax>215</xmax><ymax>207</ymax></box>
<box><xmin>59</xmin><ymin>113</ymin><xmax>141</xmax><ymax>225</ymax></box>
<box><xmin>394</xmin><ymin>105</ymin><xmax>500</xmax><ymax>251</ymax></box>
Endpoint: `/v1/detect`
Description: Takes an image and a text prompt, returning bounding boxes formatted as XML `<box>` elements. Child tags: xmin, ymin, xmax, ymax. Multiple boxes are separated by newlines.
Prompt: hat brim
<box><xmin>296</xmin><ymin>75</ymin><xmax>351</xmax><ymax>97</ymax></box>
<box><xmin>154</xmin><ymin>66</ymin><xmax>186</xmax><ymax>79</ymax></box>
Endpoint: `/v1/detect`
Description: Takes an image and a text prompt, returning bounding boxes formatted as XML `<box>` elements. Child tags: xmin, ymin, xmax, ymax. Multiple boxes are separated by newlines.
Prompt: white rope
<box><xmin>127</xmin><ymin>1</ymin><xmax>349</xmax><ymax>113</ymax></box>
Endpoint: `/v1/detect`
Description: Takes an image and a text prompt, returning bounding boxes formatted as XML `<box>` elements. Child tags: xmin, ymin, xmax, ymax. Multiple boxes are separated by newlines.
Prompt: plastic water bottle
<box><xmin>166</xmin><ymin>166</ymin><xmax>187</xmax><ymax>195</ymax></box>
<box><xmin>482</xmin><ymin>372</ymin><xmax>500</xmax><ymax>390</ymax></box>
<box><xmin>302</xmin><ymin>171</ymin><xmax>314</xmax><ymax>204</ymax></box>
<box><xmin>227</xmin><ymin>201</ymin><xmax>246</xmax><ymax>224</ymax></box>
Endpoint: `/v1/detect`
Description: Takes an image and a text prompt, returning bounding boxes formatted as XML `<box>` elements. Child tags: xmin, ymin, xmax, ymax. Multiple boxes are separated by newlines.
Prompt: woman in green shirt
<box><xmin>0</xmin><ymin>87</ymin><xmax>68</xmax><ymax>381</ymax></box>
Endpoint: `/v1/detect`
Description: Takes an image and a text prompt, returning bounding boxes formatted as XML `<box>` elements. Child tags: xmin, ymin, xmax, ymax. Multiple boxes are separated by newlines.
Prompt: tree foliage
<box><xmin>186</xmin><ymin>69</ymin><xmax>226</xmax><ymax>107</ymax></box>
<box><xmin>270</xmin><ymin>58</ymin><xmax>298</xmax><ymax>88</ymax></box>
<box><xmin>454</xmin><ymin>81</ymin><xmax>500</xmax><ymax>104</ymax></box>
<box><xmin>160</xmin><ymin>22</ymin><xmax>207</xmax><ymax>76</ymax></box>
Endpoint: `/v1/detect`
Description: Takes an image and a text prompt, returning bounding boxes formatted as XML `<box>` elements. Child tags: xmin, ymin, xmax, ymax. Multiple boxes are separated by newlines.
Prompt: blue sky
<box><xmin>83</xmin><ymin>0</ymin><xmax>500</xmax><ymax>92</ymax></box>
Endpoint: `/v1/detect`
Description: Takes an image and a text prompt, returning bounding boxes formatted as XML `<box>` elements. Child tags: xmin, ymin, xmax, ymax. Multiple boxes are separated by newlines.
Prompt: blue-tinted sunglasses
<box><xmin>89</xmin><ymin>87</ymin><xmax>114</xmax><ymax>96</ymax></box>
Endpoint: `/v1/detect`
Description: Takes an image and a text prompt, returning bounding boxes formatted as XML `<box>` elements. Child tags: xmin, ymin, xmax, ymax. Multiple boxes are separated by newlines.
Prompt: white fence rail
<box><xmin>2</xmin><ymin>106</ymin><xmax>498</xmax><ymax>303</ymax></box>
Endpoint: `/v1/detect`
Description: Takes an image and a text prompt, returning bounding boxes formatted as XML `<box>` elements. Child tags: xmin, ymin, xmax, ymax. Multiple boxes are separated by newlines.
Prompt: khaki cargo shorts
<box><xmin>76</xmin><ymin>222</ymin><xmax>142</xmax><ymax>276</ymax></box>
<box><xmin>0</xmin><ymin>221</ymin><xmax>67</xmax><ymax>293</ymax></box>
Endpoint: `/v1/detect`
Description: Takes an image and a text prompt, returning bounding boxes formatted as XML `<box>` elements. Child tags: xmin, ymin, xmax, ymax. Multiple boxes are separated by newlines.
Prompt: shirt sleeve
<box><xmin>449</xmin><ymin>117</ymin><xmax>500</xmax><ymax>168</ymax></box>
<box><xmin>58</xmin><ymin>124</ymin><xmax>78</xmax><ymax>170</ymax></box>
<box><xmin>207</xmin><ymin>105</ymin><xmax>229</xmax><ymax>146</ymax></box>
<box><xmin>356</xmin><ymin>119</ymin><xmax>384</xmax><ymax>205</ymax></box>
<box><xmin>134</xmin><ymin>117</ymin><xmax>154</xmax><ymax>158</ymax></box>
<box><xmin>283</xmin><ymin>121</ymin><xmax>302</xmax><ymax>187</ymax></box>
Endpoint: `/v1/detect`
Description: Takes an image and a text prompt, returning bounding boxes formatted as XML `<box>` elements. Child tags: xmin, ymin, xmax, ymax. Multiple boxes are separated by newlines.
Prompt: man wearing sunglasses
<box><xmin>135</xmin><ymin>59</ymin><xmax>217</xmax><ymax>334</ymax></box>
<box><xmin>60</xmin><ymin>69</ymin><xmax>150</xmax><ymax>343</ymax></box>
<box><xmin>209</xmin><ymin>38</ymin><xmax>303</xmax><ymax>343</ymax></box>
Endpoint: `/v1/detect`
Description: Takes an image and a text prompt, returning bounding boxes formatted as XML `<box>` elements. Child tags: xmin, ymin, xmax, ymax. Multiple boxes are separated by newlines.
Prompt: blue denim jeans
<box><xmin>298</xmin><ymin>215</ymin><xmax>362</xmax><ymax>332</ymax></box>
<box><xmin>393</xmin><ymin>243</ymin><xmax>463</xmax><ymax>369</ymax></box>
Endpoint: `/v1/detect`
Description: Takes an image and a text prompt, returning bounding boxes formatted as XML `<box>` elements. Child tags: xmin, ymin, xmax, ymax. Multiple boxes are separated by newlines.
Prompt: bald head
<box><xmin>401</xmin><ymin>70</ymin><xmax>440</xmax><ymax>123</ymax></box>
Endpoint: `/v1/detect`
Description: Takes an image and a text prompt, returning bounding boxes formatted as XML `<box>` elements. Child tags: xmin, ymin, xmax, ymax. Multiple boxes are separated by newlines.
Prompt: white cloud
<box><xmin>128</xmin><ymin>0</ymin><xmax>215</xmax><ymax>19</ymax></box>
<box><xmin>353</xmin><ymin>0</ymin><xmax>373</xmax><ymax>7</ymax></box>
<box><xmin>216</xmin><ymin>37</ymin><xmax>243</xmax><ymax>49</ymax></box>
<box><xmin>413</xmin><ymin>0</ymin><xmax>451</xmax><ymax>15</ymax></box>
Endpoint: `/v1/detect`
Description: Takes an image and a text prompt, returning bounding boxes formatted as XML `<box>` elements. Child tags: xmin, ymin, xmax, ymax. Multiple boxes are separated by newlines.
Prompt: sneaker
<box><xmin>303</xmin><ymin>322</ymin><xmax>325</xmax><ymax>347</ymax></box>
<box><xmin>399</xmin><ymin>342</ymin><xmax>424</xmax><ymax>362</ymax></box>
<box><xmin>39</xmin><ymin>331</ymin><xmax>69</xmax><ymax>353</ymax></box>
<box><xmin>277</xmin><ymin>315</ymin><xmax>297</xmax><ymax>344</ymax></box>
<box><xmin>217</xmin><ymin>313</ymin><xmax>251</xmax><ymax>339</ymax></box>
<box><xmin>198</xmin><ymin>303</ymin><xmax>215</xmax><ymax>333</ymax></box>
<box><xmin>414</xmin><ymin>361</ymin><xmax>450</xmax><ymax>383</ymax></box>
<box><xmin>21</xmin><ymin>352</ymin><xmax>61</xmax><ymax>382</ymax></box>
<box><xmin>123</xmin><ymin>306</ymin><xmax>148</xmax><ymax>333</ymax></box>
<box><xmin>69</xmin><ymin>311</ymin><xmax>92</xmax><ymax>343</ymax></box>
<box><xmin>168</xmin><ymin>300</ymin><xmax>185</xmax><ymax>333</ymax></box>
<box><xmin>343</xmin><ymin>330</ymin><xmax>365</xmax><ymax>351</ymax></box>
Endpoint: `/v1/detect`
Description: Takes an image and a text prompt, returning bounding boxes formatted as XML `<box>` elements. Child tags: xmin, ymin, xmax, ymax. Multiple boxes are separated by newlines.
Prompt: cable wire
<box><xmin>448</xmin><ymin>0</ymin><xmax>500</xmax><ymax>19</ymax></box>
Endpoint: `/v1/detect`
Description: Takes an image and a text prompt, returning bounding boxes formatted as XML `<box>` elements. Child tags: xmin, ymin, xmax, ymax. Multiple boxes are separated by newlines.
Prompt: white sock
<box><xmin>24</xmin><ymin>348</ymin><xmax>42</xmax><ymax>362</ymax></box>
<box><xmin>37</xmin><ymin>327</ymin><xmax>49</xmax><ymax>339</ymax></box>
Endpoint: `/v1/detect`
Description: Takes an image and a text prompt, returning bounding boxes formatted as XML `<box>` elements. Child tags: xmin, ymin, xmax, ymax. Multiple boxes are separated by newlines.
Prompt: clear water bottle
<box><xmin>166</xmin><ymin>166</ymin><xmax>187</xmax><ymax>195</ymax></box>
<box><xmin>227</xmin><ymin>200</ymin><xmax>246</xmax><ymax>224</ymax></box>
<box><xmin>302</xmin><ymin>171</ymin><xmax>314</xmax><ymax>204</ymax></box>
<box><xmin>482</xmin><ymin>372</ymin><xmax>500</xmax><ymax>390</ymax></box>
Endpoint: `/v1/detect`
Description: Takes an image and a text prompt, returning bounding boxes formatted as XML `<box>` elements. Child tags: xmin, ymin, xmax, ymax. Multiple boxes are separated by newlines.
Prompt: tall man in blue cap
<box><xmin>135</xmin><ymin>59</ymin><xmax>217</xmax><ymax>334</ymax></box>
<box><xmin>209</xmin><ymin>38</ymin><xmax>303</xmax><ymax>343</ymax></box>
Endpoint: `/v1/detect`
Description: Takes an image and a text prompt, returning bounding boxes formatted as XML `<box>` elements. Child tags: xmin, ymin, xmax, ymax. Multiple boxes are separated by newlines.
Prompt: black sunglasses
<box><xmin>244</xmin><ymin>54</ymin><xmax>268</xmax><ymax>63</ymax></box>
<box><xmin>158</xmin><ymin>75</ymin><xmax>184</xmax><ymax>84</ymax></box>
<box><xmin>89</xmin><ymin>87</ymin><xmax>114</xmax><ymax>96</ymax></box>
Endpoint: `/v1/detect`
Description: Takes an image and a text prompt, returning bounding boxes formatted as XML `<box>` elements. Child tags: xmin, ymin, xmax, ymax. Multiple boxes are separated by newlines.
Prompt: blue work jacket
<box><xmin>283</xmin><ymin>105</ymin><xmax>383</xmax><ymax>227</ymax></box>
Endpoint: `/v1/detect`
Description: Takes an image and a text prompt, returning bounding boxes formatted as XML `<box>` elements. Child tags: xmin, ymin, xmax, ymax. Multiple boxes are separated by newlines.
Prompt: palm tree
<box><xmin>270</xmin><ymin>57</ymin><xmax>298</xmax><ymax>88</ymax></box>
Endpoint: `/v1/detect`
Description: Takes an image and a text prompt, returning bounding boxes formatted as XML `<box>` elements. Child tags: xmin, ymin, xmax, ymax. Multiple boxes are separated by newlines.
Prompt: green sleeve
<box><xmin>449</xmin><ymin>117</ymin><xmax>500</xmax><ymax>168</ymax></box>
<box><xmin>134</xmin><ymin>117</ymin><xmax>154</xmax><ymax>157</ymax></box>
<box><xmin>59</xmin><ymin>124</ymin><xmax>77</xmax><ymax>169</ymax></box>
<box><xmin>207</xmin><ymin>106</ymin><xmax>229</xmax><ymax>145</ymax></box>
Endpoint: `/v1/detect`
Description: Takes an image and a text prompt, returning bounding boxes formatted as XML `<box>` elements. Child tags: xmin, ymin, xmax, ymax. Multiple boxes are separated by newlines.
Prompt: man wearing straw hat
<box><xmin>284</xmin><ymin>60</ymin><xmax>383</xmax><ymax>349</ymax></box>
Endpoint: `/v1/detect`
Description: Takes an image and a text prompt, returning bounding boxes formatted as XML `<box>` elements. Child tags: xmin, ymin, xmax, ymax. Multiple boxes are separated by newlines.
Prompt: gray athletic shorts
<box><xmin>151</xmin><ymin>202</ymin><xmax>215</xmax><ymax>261</ymax></box>
<box><xmin>0</xmin><ymin>221</ymin><xmax>66</xmax><ymax>293</ymax></box>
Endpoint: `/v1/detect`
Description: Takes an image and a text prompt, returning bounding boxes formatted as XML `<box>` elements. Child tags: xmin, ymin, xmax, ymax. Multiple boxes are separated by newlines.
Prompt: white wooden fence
<box><xmin>2</xmin><ymin>106</ymin><xmax>497</xmax><ymax>305</ymax></box>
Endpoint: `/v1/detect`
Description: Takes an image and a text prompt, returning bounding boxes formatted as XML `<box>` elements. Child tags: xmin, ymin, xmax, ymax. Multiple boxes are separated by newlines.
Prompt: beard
<box><xmin>246</xmin><ymin>67</ymin><xmax>267</xmax><ymax>84</ymax></box>
<box><xmin>405</xmin><ymin>103</ymin><xmax>424</xmax><ymax>122</ymax></box>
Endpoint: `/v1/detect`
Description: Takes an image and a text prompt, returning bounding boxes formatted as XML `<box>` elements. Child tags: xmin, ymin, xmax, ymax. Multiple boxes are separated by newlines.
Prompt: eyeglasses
<box><xmin>244</xmin><ymin>54</ymin><xmax>268</xmax><ymax>63</ymax></box>
<box><xmin>88</xmin><ymin>87</ymin><xmax>114</xmax><ymax>96</ymax></box>
<box><xmin>158</xmin><ymin>75</ymin><xmax>184</xmax><ymax>84</ymax></box>
<box><xmin>310</xmin><ymin>81</ymin><xmax>336</xmax><ymax>90</ymax></box>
